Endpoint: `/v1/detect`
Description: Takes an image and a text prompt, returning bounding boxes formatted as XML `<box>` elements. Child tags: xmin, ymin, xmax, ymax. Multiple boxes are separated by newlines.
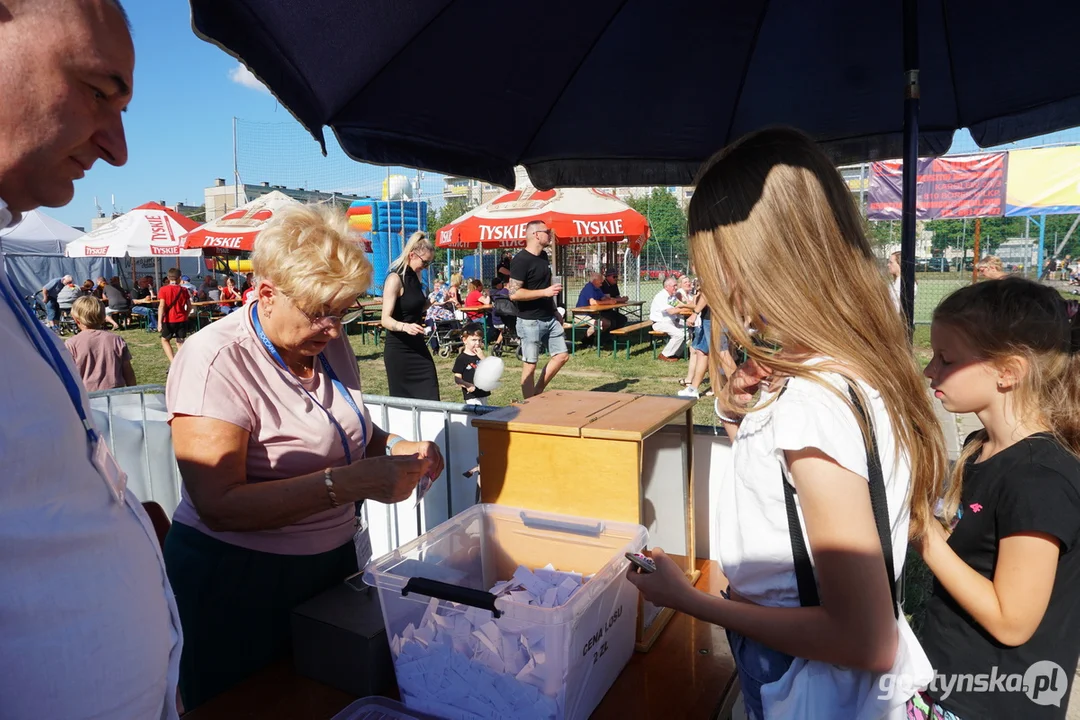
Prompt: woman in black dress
<box><xmin>381</xmin><ymin>232</ymin><xmax>440</xmax><ymax>400</ymax></box>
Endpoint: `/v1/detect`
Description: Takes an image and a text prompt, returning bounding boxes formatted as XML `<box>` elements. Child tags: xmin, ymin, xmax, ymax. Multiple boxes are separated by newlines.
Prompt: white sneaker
<box><xmin>677</xmin><ymin>386</ymin><xmax>700</xmax><ymax>398</ymax></box>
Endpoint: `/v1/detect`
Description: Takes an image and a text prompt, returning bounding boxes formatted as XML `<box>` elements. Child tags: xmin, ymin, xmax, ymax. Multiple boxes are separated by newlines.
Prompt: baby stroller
<box><xmin>490</xmin><ymin>295</ymin><xmax>523</xmax><ymax>360</ymax></box>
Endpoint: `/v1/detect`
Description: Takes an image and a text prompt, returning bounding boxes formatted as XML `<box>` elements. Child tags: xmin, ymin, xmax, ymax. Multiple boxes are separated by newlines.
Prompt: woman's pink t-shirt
<box><xmin>166</xmin><ymin>304</ymin><xmax>370</xmax><ymax>555</ymax></box>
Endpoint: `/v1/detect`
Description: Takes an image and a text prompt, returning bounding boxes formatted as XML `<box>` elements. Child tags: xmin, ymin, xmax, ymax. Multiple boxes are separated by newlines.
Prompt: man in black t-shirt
<box><xmin>599</xmin><ymin>266</ymin><xmax>629</xmax><ymax>330</ymax></box>
<box><xmin>508</xmin><ymin>220</ymin><xmax>568</xmax><ymax>398</ymax></box>
<box><xmin>130</xmin><ymin>275</ymin><xmax>158</xmax><ymax>331</ymax></box>
<box><xmin>101</xmin><ymin>277</ymin><xmax>131</xmax><ymax>330</ymax></box>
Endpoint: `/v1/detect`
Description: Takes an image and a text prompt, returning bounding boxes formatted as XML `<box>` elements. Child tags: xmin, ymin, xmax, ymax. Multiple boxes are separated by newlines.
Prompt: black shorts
<box><xmin>161</xmin><ymin>321</ymin><xmax>189</xmax><ymax>340</ymax></box>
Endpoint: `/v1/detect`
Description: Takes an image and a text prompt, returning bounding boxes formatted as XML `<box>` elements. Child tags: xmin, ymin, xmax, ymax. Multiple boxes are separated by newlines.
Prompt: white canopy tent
<box><xmin>0</xmin><ymin>210</ymin><xmax>119</xmax><ymax>297</ymax></box>
<box><xmin>0</xmin><ymin>209</ymin><xmax>84</xmax><ymax>253</ymax></box>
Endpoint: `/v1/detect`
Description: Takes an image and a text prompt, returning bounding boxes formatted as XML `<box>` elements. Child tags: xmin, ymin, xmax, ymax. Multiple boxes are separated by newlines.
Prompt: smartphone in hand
<box><xmin>625</xmin><ymin>551</ymin><xmax>656</xmax><ymax>574</ymax></box>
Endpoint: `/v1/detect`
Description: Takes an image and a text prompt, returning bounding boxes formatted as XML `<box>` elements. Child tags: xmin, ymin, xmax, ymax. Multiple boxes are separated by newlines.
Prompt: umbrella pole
<box><xmin>900</xmin><ymin>0</ymin><xmax>920</xmax><ymax>333</ymax></box>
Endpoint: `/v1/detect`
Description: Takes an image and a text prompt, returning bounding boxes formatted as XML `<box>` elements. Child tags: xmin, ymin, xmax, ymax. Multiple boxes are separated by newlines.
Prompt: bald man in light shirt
<box><xmin>0</xmin><ymin>2</ymin><xmax>182</xmax><ymax>718</ymax></box>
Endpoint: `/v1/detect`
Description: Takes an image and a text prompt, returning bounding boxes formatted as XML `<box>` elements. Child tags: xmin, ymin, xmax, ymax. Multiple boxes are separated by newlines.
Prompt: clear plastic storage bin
<box><xmin>364</xmin><ymin>504</ymin><xmax>648</xmax><ymax>720</ymax></box>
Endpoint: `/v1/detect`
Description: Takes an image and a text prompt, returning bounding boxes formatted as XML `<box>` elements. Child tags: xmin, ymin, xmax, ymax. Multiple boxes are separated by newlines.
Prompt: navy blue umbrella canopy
<box><xmin>190</xmin><ymin>0</ymin><xmax>1080</xmax><ymax>189</ymax></box>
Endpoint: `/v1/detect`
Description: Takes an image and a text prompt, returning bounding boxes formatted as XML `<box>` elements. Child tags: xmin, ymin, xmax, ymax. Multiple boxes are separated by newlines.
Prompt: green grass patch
<box><xmin>121</xmin><ymin>326</ymin><xmax>727</xmax><ymax>425</ymax></box>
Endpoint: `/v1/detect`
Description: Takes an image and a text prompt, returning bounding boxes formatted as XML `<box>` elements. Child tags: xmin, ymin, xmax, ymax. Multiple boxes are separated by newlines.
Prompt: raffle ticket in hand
<box><xmin>414</xmin><ymin>473</ymin><xmax>434</xmax><ymax>507</ymax></box>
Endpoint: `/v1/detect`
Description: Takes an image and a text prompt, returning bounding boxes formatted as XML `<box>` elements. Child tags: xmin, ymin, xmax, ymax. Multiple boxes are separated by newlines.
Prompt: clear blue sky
<box><xmin>49</xmin><ymin>2</ymin><xmax>1080</xmax><ymax>231</ymax></box>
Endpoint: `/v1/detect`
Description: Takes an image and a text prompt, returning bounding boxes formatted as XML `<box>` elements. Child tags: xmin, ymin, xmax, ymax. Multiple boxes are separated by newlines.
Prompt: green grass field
<box><xmin>120</xmin><ymin>325</ymin><xmax>730</xmax><ymax>424</ymax></box>
<box><xmin>118</xmin><ymin>270</ymin><xmax>963</xmax><ymax>421</ymax></box>
<box><xmin>118</xmin><ymin>269</ymin><xmax>981</xmax><ymax>426</ymax></box>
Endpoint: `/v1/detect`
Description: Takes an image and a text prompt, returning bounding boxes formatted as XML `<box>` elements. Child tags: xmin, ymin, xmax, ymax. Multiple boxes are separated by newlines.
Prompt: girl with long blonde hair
<box><xmin>913</xmin><ymin>277</ymin><xmax>1080</xmax><ymax>720</ymax></box>
<box><xmin>627</xmin><ymin>127</ymin><xmax>947</xmax><ymax>719</ymax></box>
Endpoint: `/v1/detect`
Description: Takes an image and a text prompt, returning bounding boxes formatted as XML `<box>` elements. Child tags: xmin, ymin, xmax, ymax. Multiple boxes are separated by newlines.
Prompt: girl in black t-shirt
<box><xmin>916</xmin><ymin>277</ymin><xmax>1080</xmax><ymax>720</ymax></box>
<box><xmin>452</xmin><ymin>322</ymin><xmax>491</xmax><ymax>405</ymax></box>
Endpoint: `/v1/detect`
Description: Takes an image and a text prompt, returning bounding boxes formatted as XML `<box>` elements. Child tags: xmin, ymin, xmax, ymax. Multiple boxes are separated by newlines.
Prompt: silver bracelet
<box><xmin>324</xmin><ymin>467</ymin><xmax>340</xmax><ymax>508</ymax></box>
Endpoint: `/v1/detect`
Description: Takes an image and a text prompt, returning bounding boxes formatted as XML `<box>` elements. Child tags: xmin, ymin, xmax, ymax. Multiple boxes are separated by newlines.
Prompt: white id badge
<box><xmin>353</xmin><ymin>516</ymin><xmax>373</xmax><ymax>571</ymax></box>
<box><xmin>92</xmin><ymin>435</ymin><xmax>127</xmax><ymax>503</ymax></box>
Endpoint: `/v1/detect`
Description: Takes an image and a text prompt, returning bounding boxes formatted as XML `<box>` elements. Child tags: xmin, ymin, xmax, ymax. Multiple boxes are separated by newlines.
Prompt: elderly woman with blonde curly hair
<box><xmin>163</xmin><ymin>204</ymin><xmax>444</xmax><ymax>710</ymax></box>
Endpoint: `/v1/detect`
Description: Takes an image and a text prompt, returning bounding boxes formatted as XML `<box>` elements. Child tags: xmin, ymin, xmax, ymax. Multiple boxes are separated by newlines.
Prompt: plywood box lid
<box><xmin>472</xmin><ymin>390</ymin><xmax>694</xmax><ymax>440</ymax></box>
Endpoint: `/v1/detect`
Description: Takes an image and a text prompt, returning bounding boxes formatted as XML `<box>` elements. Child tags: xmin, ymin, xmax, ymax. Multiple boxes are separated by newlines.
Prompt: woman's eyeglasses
<box><xmin>412</xmin><ymin>252</ymin><xmax>433</xmax><ymax>268</ymax></box>
<box><xmin>284</xmin><ymin>292</ymin><xmax>362</xmax><ymax>329</ymax></box>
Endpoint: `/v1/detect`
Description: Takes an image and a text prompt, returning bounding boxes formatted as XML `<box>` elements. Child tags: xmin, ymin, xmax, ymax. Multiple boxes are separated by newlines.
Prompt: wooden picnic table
<box><xmin>569</xmin><ymin>301</ymin><xmax>646</xmax><ymax>357</ymax></box>
<box><xmin>191</xmin><ymin>299</ymin><xmax>243</xmax><ymax>307</ymax></box>
<box><xmin>183</xmin><ymin>559</ymin><xmax>738</xmax><ymax>720</ymax></box>
<box><xmin>349</xmin><ymin>299</ymin><xmax>386</xmax><ymax>324</ymax></box>
<box><xmin>189</xmin><ymin>299</ymin><xmax>243</xmax><ymax>330</ymax></box>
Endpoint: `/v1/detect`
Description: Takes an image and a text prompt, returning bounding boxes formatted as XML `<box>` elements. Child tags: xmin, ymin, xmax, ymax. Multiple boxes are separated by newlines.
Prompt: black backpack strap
<box><xmin>848</xmin><ymin>385</ymin><xmax>899</xmax><ymax>618</ymax></box>
<box><xmin>783</xmin><ymin>470</ymin><xmax>821</xmax><ymax>607</ymax></box>
<box><xmin>781</xmin><ymin>382</ymin><xmax>899</xmax><ymax>618</ymax></box>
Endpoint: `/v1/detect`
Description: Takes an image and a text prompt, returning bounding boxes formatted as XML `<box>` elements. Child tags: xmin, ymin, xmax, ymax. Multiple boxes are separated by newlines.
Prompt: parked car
<box><xmin>640</xmin><ymin>267</ymin><xmax>683</xmax><ymax>280</ymax></box>
<box><xmin>927</xmin><ymin>257</ymin><xmax>949</xmax><ymax>272</ymax></box>
<box><xmin>914</xmin><ymin>258</ymin><xmax>930</xmax><ymax>272</ymax></box>
<box><xmin>953</xmin><ymin>258</ymin><xmax>974</xmax><ymax>271</ymax></box>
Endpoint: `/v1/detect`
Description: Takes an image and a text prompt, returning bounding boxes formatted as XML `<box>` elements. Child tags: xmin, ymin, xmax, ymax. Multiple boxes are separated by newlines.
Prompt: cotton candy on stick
<box><xmin>472</xmin><ymin>356</ymin><xmax>505</xmax><ymax>391</ymax></box>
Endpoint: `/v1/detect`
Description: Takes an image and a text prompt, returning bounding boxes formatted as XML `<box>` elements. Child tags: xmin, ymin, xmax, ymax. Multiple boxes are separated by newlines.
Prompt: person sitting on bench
<box><xmin>600</xmin><ymin>266</ymin><xmax>629</xmax><ymax>329</ymax></box>
<box><xmin>649</xmin><ymin>276</ymin><xmax>685</xmax><ymax>362</ymax></box>
<box><xmin>576</xmin><ymin>270</ymin><xmax>616</xmax><ymax>344</ymax></box>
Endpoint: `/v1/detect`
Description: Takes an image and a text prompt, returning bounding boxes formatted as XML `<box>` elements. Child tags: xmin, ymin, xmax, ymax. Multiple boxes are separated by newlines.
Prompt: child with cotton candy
<box><xmin>453</xmin><ymin>322</ymin><xmax>505</xmax><ymax>406</ymax></box>
<box><xmin>453</xmin><ymin>323</ymin><xmax>492</xmax><ymax>406</ymax></box>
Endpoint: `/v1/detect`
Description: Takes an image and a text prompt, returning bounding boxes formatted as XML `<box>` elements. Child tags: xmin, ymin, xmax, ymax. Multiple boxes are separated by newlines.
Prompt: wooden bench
<box><xmin>353</xmin><ymin>320</ymin><xmax>383</xmax><ymax>345</ymax></box>
<box><xmin>650</xmin><ymin>327</ymin><xmax>690</xmax><ymax>359</ymax></box>
<box><xmin>561</xmin><ymin>320</ymin><xmax>594</xmax><ymax>356</ymax></box>
<box><xmin>608</xmin><ymin>320</ymin><xmax>653</xmax><ymax>358</ymax></box>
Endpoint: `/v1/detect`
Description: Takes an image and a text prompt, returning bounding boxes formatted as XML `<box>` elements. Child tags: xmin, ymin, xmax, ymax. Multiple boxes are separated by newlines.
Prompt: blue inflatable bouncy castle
<box><xmin>347</xmin><ymin>200</ymin><xmax>428</xmax><ymax>296</ymax></box>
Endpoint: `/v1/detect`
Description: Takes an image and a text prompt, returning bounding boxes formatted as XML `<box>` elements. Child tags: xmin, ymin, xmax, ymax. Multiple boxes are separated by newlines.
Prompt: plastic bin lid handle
<box><xmin>402</xmin><ymin>577</ymin><xmax>503</xmax><ymax>619</ymax></box>
<box><xmin>520</xmin><ymin>511</ymin><xmax>603</xmax><ymax>537</ymax></box>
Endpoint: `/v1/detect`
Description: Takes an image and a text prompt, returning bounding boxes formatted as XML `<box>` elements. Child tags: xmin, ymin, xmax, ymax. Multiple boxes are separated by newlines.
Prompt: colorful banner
<box><xmin>1004</xmin><ymin>146</ymin><xmax>1080</xmax><ymax>216</ymax></box>
<box><xmin>866</xmin><ymin>153</ymin><xmax>1007</xmax><ymax>220</ymax></box>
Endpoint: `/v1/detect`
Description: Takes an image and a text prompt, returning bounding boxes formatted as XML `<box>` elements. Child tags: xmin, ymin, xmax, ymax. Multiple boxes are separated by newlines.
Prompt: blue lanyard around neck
<box><xmin>250</xmin><ymin>302</ymin><xmax>366</xmax><ymax>464</ymax></box>
<box><xmin>0</xmin><ymin>272</ymin><xmax>97</xmax><ymax>450</ymax></box>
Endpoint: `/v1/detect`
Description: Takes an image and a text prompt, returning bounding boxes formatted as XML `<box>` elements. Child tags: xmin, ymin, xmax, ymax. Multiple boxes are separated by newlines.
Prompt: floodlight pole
<box><xmin>1034</xmin><ymin>213</ymin><xmax>1048</xmax><ymax>277</ymax></box>
<box><xmin>901</xmin><ymin>0</ymin><xmax>920</xmax><ymax>332</ymax></box>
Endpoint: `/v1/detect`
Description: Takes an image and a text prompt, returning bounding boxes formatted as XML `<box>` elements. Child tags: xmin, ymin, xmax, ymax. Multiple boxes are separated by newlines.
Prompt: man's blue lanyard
<box><xmin>250</xmin><ymin>302</ymin><xmax>367</xmax><ymax>463</ymax></box>
<box><xmin>0</xmin><ymin>272</ymin><xmax>97</xmax><ymax>449</ymax></box>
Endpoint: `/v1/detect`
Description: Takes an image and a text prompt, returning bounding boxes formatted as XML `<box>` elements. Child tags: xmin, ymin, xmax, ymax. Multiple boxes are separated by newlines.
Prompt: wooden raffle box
<box><xmin>472</xmin><ymin>391</ymin><xmax>697</xmax><ymax>651</ymax></box>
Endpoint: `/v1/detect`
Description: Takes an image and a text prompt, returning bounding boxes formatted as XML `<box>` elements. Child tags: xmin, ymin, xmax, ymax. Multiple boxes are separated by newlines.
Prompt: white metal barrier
<box><xmin>88</xmin><ymin>385</ymin><xmax>182</xmax><ymax>511</ymax></box>
<box><xmin>87</xmin><ymin>387</ymin><xmax>734</xmax><ymax>564</ymax></box>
